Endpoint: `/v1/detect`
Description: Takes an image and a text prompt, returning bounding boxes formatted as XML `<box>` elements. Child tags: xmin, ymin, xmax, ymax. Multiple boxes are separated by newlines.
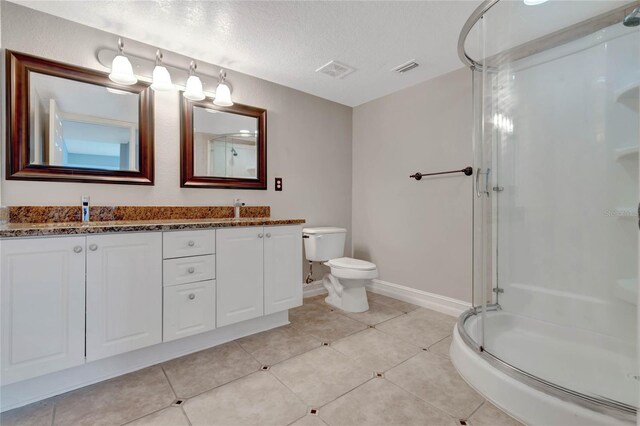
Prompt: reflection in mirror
<box><xmin>29</xmin><ymin>72</ymin><xmax>140</xmax><ymax>171</ymax></box>
<box><xmin>192</xmin><ymin>106</ymin><xmax>258</xmax><ymax>179</ymax></box>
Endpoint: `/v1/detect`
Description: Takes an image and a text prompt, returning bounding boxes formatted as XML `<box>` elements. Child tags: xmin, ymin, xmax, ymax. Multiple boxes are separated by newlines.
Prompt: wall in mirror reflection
<box><xmin>29</xmin><ymin>72</ymin><xmax>140</xmax><ymax>171</ymax></box>
<box><xmin>192</xmin><ymin>106</ymin><xmax>258</xmax><ymax>179</ymax></box>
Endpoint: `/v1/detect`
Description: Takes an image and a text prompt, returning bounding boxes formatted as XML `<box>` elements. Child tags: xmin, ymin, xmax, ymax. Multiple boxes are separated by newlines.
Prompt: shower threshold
<box><xmin>451</xmin><ymin>306</ymin><xmax>636</xmax><ymax>425</ymax></box>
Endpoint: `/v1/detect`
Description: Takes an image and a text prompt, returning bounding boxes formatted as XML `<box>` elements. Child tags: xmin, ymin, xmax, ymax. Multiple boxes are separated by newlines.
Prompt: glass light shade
<box><xmin>213</xmin><ymin>82</ymin><xmax>233</xmax><ymax>106</ymax></box>
<box><xmin>184</xmin><ymin>75</ymin><xmax>205</xmax><ymax>100</ymax></box>
<box><xmin>151</xmin><ymin>65</ymin><xmax>173</xmax><ymax>91</ymax></box>
<box><xmin>523</xmin><ymin>0</ymin><xmax>548</xmax><ymax>5</ymax></box>
<box><xmin>109</xmin><ymin>55</ymin><xmax>137</xmax><ymax>85</ymax></box>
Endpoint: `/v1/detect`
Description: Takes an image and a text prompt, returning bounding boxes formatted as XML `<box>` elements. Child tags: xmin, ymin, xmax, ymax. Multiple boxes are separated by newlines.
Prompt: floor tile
<box><xmin>429</xmin><ymin>335</ymin><xmax>452</xmax><ymax>358</ymax></box>
<box><xmin>125</xmin><ymin>406</ymin><xmax>190</xmax><ymax>426</ymax></box>
<box><xmin>376</xmin><ymin>307</ymin><xmax>455</xmax><ymax>347</ymax></box>
<box><xmin>303</xmin><ymin>294</ymin><xmax>328</xmax><ymax>305</ymax></box>
<box><xmin>288</xmin><ymin>414</ymin><xmax>328</xmax><ymax>426</ymax></box>
<box><xmin>183</xmin><ymin>371</ymin><xmax>307</xmax><ymax>426</ymax></box>
<box><xmin>0</xmin><ymin>399</ymin><xmax>54</xmax><ymax>426</ymax></box>
<box><xmin>319</xmin><ymin>378</ymin><xmax>456</xmax><ymax>426</ymax></box>
<box><xmin>237</xmin><ymin>324</ymin><xmax>320</xmax><ymax>366</ymax></box>
<box><xmin>54</xmin><ymin>366</ymin><xmax>175</xmax><ymax>426</ymax></box>
<box><xmin>386</xmin><ymin>351</ymin><xmax>484</xmax><ymax>418</ymax></box>
<box><xmin>162</xmin><ymin>341</ymin><xmax>260</xmax><ymax>398</ymax></box>
<box><xmin>330</xmin><ymin>328</ymin><xmax>421</xmax><ymax>372</ymax></box>
<box><xmin>341</xmin><ymin>301</ymin><xmax>404</xmax><ymax>326</ymax></box>
<box><xmin>270</xmin><ymin>346</ymin><xmax>373</xmax><ymax>407</ymax></box>
<box><xmin>289</xmin><ymin>305</ymin><xmax>368</xmax><ymax>342</ymax></box>
<box><xmin>468</xmin><ymin>402</ymin><xmax>523</xmax><ymax>426</ymax></box>
<box><xmin>289</xmin><ymin>301</ymin><xmax>334</xmax><ymax>324</ymax></box>
<box><xmin>367</xmin><ymin>292</ymin><xmax>420</xmax><ymax>313</ymax></box>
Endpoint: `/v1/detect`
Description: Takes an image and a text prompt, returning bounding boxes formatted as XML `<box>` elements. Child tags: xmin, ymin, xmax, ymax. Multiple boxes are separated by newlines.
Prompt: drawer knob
<box><xmin>187</xmin><ymin>240</ymin><xmax>195</xmax><ymax>247</ymax></box>
<box><xmin>266</xmin><ymin>233</ymin><xmax>271</xmax><ymax>238</ymax></box>
<box><xmin>188</xmin><ymin>267</ymin><xmax>195</xmax><ymax>274</ymax></box>
<box><xmin>89</xmin><ymin>244</ymin><xmax>98</xmax><ymax>251</ymax></box>
<box><xmin>188</xmin><ymin>293</ymin><xmax>196</xmax><ymax>300</ymax></box>
<box><xmin>73</xmin><ymin>246</ymin><xmax>83</xmax><ymax>253</ymax></box>
<box><xmin>258</xmin><ymin>233</ymin><xmax>264</xmax><ymax>238</ymax></box>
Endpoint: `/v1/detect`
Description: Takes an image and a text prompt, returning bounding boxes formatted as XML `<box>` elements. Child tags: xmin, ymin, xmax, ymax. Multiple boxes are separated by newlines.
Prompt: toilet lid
<box><xmin>328</xmin><ymin>257</ymin><xmax>377</xmax><ymax>271</ymax></box>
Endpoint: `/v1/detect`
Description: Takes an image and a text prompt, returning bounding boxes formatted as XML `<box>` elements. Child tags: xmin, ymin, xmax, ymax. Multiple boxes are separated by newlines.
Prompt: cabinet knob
<box><xmin>188</xmin><ymin>293</ymin><xmax>196</xmax><ymax>300</ymax></box>
<box><xmin>258</xmin><ymin>233</ymin><xmax>264</xmax><ymax>238</ymax></box>
<box><xmin>89</xmin><ymin>244</ymin><xmax>98</xmax><ymax>251</ymax></box>
<box><xmin>73</xmin><ymin>246</ymin><xmax>83</xmax><ymax>253</ymax></box>
<box><xmin>266</xmin><ymin>233</ymin><xmax>271</xmax><ymax>238</ymax></box>
<box><xmin>188</xmin><ymin>267</ymin><xmax>195</xmax><ymax>274</ymax></box>
<box><xmin>187</xmin><ymin>240</ymin><xmax>195</xmax><ymax>247</ymax></box>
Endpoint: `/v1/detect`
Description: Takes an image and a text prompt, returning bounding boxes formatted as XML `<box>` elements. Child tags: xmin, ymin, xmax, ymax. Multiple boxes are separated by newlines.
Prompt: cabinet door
<box><xmin>1</xmin><ymin>237</ymin><xmax>85</xmax><ymax>384</ymax></box>
<box><xmin>163</xmin><ymin>280</ymin><xmax>216</xmax><ymax>342</ymax></box>
<box><xmin>86</xmin><ymin>232</ymin><xmax>162</xmax><ymax>361</ymax></box>
<box><xmin>216</xmin><ymin>227</ymin><xmax>264</xmax><ymax>327</ymax></box>
<box><xmin>264</xmin><ymin>225</ymin><xmax>303</xmax><ymax>314</ymax></box>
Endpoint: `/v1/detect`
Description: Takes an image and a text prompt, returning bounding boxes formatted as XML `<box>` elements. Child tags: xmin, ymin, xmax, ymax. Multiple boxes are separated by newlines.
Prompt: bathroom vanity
<box><xmin>0</xmin><ymin>217</ymin><xmax>303</xmax><ymax>410</ymax></box>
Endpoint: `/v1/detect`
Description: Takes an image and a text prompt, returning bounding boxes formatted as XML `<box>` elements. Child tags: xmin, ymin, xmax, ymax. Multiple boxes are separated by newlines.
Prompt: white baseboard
<box><xmin>303</xmin><ymin>280</ymin><xmax>327</xmax><ymax>298</ymax></box>
<box><xmin>366</xmin><ymin>279</ymin><xmax>471</xmax><ymax>317</ymax></box>
<box><xmin>1</xmin><ymin>311</ymin><xmax>289</xmax><ymax>412</ymax></box>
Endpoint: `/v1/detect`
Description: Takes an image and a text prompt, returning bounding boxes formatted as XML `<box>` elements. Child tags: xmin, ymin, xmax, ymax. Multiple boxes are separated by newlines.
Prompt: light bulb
<box><xmin>151</xmin><ymin>65</ymin><xmax>173</xmax><ymax>91</ymax></box>
<box><xmin>183</xmin><ymin>60</ymin><xmax>206</xmax><ymax>101</ymax></box>
<box><xmin>214</xmin><ymin>82</ymin><xmax>233</xmax><ymax>106</ymax></box>
<box><xmin>213</xmin><ymin>69</ymin><xmax>233</xmax><ymax>106</ymax></box>
<box><xmin>109</xmin><ymin>38</ymin><xmax>137</xmax><ymax>85</ymax></box>
<box><xmin>151</xmin><ymin>50</ymin><xmax>173</xmax><ymax>91</ymax></box>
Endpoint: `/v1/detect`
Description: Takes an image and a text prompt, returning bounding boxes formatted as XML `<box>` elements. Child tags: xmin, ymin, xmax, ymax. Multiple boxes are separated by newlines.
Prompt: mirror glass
<box><xmin>29</xmin><ymin>72</ymin><xmax>140</xmax><ymax>171</ymax></box>
<box><xmin>192</xmin><ymin>106</ymin><xmax>258</xmax><ymax>179</ymax></box>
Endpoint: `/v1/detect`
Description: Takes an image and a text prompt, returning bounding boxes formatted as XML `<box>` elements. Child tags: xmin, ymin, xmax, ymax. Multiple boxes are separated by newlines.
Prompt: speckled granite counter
<box><xmin>0</xmin><ymin>217</ymin><xmax>305</xmax><ymax>238</ymax></box>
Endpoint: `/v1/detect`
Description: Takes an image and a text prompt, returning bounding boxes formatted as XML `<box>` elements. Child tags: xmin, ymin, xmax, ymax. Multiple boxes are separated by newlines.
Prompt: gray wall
<box><xmin>0</xmin><ymin>2</ymin><xmax>353</xmax><ymax>264</ymax></box>
<box><xmin>352</xmin><ymin>68</ymin><xmax>473</xmax><ymax>303</ymax></box>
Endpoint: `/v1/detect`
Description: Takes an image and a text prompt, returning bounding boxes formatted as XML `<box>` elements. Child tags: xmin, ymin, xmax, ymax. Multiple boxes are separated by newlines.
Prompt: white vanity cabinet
<box><xmin>1</xmin><ymin>236</ymin><xmax>86</xmax><ymax>384</ymax></box>
<box><xmin>86</xmin><ymin>232</ymin><xmax>162</xmax><ymax>361</ymax></box>
<box><xmin>162</xmin><ymin>230</ymin><xmax>217</xmax><ymax>342</ymax></box>
<box><xmin>217</xmin><ymin>225</ymin><xmax>302</xmax><ymax>327</ymax></box>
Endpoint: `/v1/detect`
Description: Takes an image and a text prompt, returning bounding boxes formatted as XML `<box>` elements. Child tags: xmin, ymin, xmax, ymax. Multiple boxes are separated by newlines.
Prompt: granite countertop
<box><xmin>0</xmin><ymin>217</ymin><xmax>306</xmax><ymax>238</ymax></box>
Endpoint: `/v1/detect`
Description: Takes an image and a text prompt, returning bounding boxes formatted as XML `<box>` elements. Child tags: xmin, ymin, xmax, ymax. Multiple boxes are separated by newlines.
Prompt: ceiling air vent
<box><xmin>316</xmin><ymin>60</ymin><xmax>356</xmax><ymax>79</ymax></box>
<box><xmin>393</xmin><ymin>60</ymin><xmax>419</xmax><ymax>74</ymax></box>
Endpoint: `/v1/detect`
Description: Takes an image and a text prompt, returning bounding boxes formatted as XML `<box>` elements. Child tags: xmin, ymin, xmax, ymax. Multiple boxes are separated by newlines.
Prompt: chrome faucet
<box><xmin>81</xmin><ymin>196</ymin><xmax>90</xmax><ymax>222</ymax></box>
<box><xmin>233</xmin><ymin>198</ymin><xmax>245</xmax><ymax>219</ymax></box>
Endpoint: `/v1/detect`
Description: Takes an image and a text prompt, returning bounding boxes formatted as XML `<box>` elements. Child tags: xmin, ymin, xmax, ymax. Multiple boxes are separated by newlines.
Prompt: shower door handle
<box><xmin>475</xmin><ymin>168</ymin><xmax>491</xmax><ymax>198</ymax></box>
<box><xmin>485</xmin><ymin>168</ymin><xmax>491</xmax><ymax>198</ymax></box>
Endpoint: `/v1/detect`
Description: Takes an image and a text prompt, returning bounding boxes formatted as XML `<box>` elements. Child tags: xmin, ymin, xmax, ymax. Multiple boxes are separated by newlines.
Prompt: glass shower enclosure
<box><xmin>458</xmin><ymin>0</ymin><xmax>639</xmax><ymax>421</ymax></box>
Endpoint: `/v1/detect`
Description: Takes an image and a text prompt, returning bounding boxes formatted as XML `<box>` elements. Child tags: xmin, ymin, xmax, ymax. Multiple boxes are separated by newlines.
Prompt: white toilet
<box><xmin>303</xmin><ymin>227</ymin><xmax>378</xmax><ymax>313</ymax></box>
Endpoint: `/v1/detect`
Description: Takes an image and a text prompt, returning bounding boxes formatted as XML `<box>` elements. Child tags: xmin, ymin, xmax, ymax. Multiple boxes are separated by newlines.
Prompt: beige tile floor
<box><xmin>0</xmin><ymin>293</ymin><xmax>522</xmax><ymax>426</ymax></box>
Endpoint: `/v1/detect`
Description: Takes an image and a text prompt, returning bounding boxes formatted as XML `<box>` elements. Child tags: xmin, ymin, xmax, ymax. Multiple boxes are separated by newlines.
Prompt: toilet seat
<box><xmin>325</xmin><ymin>257</ymin><xmax>378</xmax><ymax>280</ymax></box>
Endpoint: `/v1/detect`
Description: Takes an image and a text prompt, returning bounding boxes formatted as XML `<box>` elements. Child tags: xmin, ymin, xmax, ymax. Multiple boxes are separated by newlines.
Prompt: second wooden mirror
<box><xmin>181</xmin><ymin>98</ymin><xmax>266</xmax><ymax>189</ymax></box>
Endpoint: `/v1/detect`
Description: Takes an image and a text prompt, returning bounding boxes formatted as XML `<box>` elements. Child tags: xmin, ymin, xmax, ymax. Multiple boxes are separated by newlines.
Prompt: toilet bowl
<box><xmin>323</xmin><ymin>257</ymin><xmax>378</xmax><ymax>312</ymax></box>
<box><xmin>302</xmin><ymin>227</ymin><xmax>378</xmax><ymax>313</ymax></box>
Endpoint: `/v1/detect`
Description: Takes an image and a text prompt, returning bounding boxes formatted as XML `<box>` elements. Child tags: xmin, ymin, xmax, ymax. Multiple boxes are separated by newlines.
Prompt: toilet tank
<box><xmin>302</xmin><ymin>227</ymin><xmax>346</xmax><ymax>262</ymax></box>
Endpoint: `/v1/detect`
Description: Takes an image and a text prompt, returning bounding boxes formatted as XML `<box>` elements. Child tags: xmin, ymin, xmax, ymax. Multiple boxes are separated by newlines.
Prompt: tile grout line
<box><xmin>380</xmin><ymin>377</ymin><xmax>462</xmax><ymax>422</ymax></box>
<box><xmin>383</xmin><ymin>356</ymin><xmax>483</xmax><ymax>421</ymax></box>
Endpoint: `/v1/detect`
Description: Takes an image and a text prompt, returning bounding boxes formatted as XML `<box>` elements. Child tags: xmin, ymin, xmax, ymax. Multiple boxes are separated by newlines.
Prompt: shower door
<box><xmin>473</xmin><ymin>0</ymin><xmax>640</xmax><ymax>413</ymax></box>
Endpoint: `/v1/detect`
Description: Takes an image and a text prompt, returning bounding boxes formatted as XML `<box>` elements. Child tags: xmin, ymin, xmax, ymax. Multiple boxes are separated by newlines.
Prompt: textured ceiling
<box><xmin>11</xmin><ymin>0</ymin><xmax>480</xmax><ymax>106</ymax></box>
<box><xmin>10</xmin><ymin>0</ymin><xmax>631</xmax><ymax>106</ymax></box>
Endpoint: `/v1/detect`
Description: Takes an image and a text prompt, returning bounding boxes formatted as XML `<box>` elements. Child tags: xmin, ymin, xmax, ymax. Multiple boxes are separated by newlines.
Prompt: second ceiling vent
<box><xmin>393</xmin><ymin>60</ymin><xmax>420</xmax><ymax>74</ymax></box>
<box><xmin>316</xmin><ymin>60</ymin><xmax>356</xmax><ymax>79</ymax></box>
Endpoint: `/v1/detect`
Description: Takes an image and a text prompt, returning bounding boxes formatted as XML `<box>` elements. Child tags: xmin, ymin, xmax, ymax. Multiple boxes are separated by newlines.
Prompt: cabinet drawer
<box><xmin>163</xmin><ymin>280</ymin><xmax>216</xmax><ymax>342</ymax></box>
<box><xmin>163</xmin><ymin>230</ymin><xmax>215</xmax><ymax>259</ymax></box>
<box><xmin>163</xmin><ymin>255</ymin><xmax>215</xmax><ymax>286</ymax></box>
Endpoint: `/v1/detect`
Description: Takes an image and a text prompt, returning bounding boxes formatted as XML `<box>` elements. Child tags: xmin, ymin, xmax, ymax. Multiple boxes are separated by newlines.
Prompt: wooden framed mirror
<box><xmin>6</xmin><ymin>50</ymin><xmax>154</xmax><ymax>185</ymax></box>
<box><xmin>181</xmin><ymin>97</ymin><xmax>267</xmax><ymax>189</ymax></box>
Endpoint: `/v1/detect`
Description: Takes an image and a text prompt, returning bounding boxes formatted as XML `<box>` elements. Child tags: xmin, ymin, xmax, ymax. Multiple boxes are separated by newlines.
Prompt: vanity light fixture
<box><xmin>108</xmin><ymin>38</ymin><xmax>138</xmax><ymax>85</ymax></box>
<box><xmin>523</xmin><ymin>0</ymin><xmax>549</xmax><ymax>5</ymax></box>
<box><xmin>213</xmin><ymin>69</ymin><xmax>233</xmax><ymax>107</ymax></box>
<box><xmin>151</xmin><ymin>50</ymin><xmax>174</xmax><ymax>91</ymax></box>
<box><xmin>184</xmin><ymin>60</ymin><xmax>206</xmax><ymax>101</ymax></box>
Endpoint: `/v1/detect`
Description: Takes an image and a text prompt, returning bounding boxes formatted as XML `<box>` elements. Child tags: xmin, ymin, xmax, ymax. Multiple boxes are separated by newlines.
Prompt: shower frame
<box><xmin>456</xmin><ymin>0</ymin><xmax>640</xmax><ymax>422</ymax></box>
